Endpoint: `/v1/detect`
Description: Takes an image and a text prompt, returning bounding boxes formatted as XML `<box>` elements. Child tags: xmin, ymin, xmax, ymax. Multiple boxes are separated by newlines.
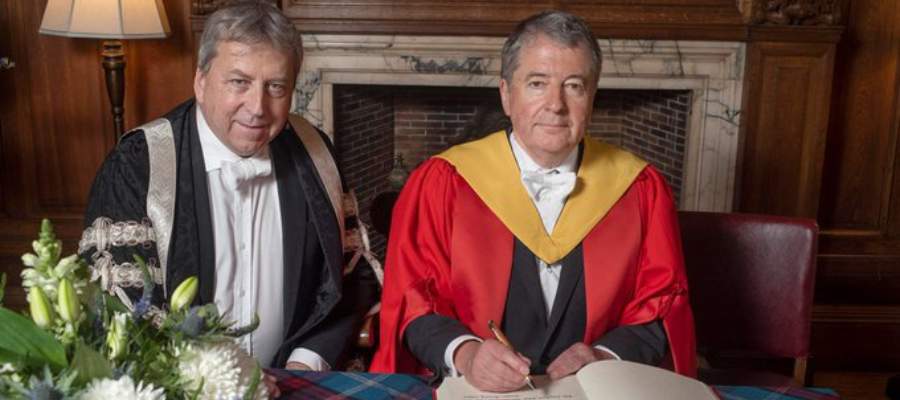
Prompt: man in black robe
<box><xmin>78</xmin><ymin>0</ymin><xmax>379</xmax><ymax>377</ymax></box>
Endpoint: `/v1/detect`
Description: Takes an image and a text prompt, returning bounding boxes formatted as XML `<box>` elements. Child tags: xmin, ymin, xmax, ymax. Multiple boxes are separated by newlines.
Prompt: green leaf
<box><xmin>0</xmin><ymin>307</ymin><xmax>67</xmax><ymax>368</ymax></box>
<box><xmin>242</xmin><ymin>363</ymin><xmax>262</xmax><ymax>400</ymax></box>
<box><xmin>188</xmin><ymin>377</ymin><xmax>205</xmax><ymax>400</ymax></box>
<box><xmin>70</xmin><ymin>341</ymin><xmax>112</xmax><ymax>386</ymax></box>
<box><xmin>0</xmin><ymin>273</ymin><xmax>6</xmax><ymax>306</ymax></box>
<box><xmin>227</xmin><ymin>313</ymin><xmax>260</xmax><ymax>338</ymax></box>
<box><xmin>0</xmin><ymin>347</ymin><xmax>21</xmax><ymax>364</ymax></box>
<box><xmin>103</xmin><ymin>293</ymin><xmax>129</xmax><ymax>314</ymax></box>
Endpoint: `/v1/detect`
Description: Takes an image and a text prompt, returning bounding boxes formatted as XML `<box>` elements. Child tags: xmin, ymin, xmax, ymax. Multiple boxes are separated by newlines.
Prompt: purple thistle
<box><xmin>27</xmin><ymin>382</ymin><xmax>63</xmax><ymax>400</ymax></box>
<box><xmin>92</xmin><ymin>290</ymin><xmax>105</xmax><ymax>332</ymax></box>
<box><xmin>180</xmin><ymin>305</ymin><xmax>207</xmax><ymax>338</ymax></box>
<box><xmin>131</xmin><ymin>255</ymin><xmax>155</xmax><ymax>321</ymax></box>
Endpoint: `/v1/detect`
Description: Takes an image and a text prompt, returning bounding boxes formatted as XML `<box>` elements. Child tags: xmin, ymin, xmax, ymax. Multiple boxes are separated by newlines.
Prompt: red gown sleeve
<box><xmin>369</xmin><ymin>159</ymin><xmax>459</xmax><ymax>373</ymax></box>
<box><xmin>621</xmin><ymin>167</ymin><xmax>696</xmax><ymax>376</ymax></box>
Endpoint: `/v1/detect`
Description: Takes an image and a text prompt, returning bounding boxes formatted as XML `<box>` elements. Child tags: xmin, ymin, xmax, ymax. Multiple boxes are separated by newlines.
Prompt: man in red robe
<box><xmin>370</xmin><ymin>11</ymin><xmax>695</xmax><ymax>392</ymax></box>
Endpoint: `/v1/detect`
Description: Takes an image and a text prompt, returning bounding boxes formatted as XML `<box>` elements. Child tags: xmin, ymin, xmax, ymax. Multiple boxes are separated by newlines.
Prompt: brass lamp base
<box><xmin>102</xmin><ymin>41</ymin><xmax>126</xmax><ymax>140</ymax></box>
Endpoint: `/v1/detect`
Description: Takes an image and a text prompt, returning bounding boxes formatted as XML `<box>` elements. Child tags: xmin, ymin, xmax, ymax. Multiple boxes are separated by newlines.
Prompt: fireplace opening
<box><xmin>333</xmin><ymin>84</ymin><xmax>692</xmax><ymax>258</ymax></box>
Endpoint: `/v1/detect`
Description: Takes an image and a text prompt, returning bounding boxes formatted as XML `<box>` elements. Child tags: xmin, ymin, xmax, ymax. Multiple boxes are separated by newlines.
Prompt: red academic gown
<box><xmin>370</xmin><ymin>132</ymin><xmax>696</xmax><ymax>377</ymax></box>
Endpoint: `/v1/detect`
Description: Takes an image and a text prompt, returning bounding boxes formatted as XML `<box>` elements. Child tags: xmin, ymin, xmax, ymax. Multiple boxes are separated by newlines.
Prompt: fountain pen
<box><xmin>487</xmin><ymin>319</ymin><xmax>537</xmax><ymax>390</ymax></box>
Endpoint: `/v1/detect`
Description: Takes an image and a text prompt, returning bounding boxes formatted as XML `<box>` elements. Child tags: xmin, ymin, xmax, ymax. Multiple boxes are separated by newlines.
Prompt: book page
<box><xmin>436</xmin><ymin>375</ymin><xmax>588</xmax><ymax>400</ymax></box>
<box><xmin>575</xmin><ymin>361</ymin><xmax>718</xmax><ymax>400</ymax></box>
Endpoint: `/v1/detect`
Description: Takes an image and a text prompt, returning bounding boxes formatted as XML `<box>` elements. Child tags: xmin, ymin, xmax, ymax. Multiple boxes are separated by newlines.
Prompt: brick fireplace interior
<box><xmin>333</xmin><ymin>85</ymin><xmax>692</xmax><ymax>258</ymax></box>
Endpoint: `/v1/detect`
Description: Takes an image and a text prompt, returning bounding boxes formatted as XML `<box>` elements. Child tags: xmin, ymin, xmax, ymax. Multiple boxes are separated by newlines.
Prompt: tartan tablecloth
<box><xmin>269</xmin><ymin>370</ymin><xmax>841</xmax><ymax>400</ymax></box>
<box><xmin>269</xmin><ymin>370</ymin><xmax>434</xmax><ymax>400</ymax></box>
<box><xmin>714</xmin><ymin>386</ymin><xmax>840</xmax><ymax>400</ymax></box>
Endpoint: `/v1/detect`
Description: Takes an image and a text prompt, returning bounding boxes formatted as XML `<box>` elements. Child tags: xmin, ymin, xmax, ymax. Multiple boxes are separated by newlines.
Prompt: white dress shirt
<box><xmin>443</xmin><ymin>133</ymin><xmax>618</xmax><ymax>374</ymax></box>
<box><xmin>197</xmin><ymin>110</ymin><xmax>327</xmax><ymax>369</ymax></box>
<box><xmin>510</xmin><ymin>133</ymin><xmax>578</xmax><ymax>316</ymax></box>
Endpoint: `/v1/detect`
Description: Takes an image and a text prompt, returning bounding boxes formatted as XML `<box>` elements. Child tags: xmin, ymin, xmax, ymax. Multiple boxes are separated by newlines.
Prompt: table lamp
<box><xmin>39</xmin><ymin>0</ymin><xmax>171</xmax><ymax>140</ymax></box>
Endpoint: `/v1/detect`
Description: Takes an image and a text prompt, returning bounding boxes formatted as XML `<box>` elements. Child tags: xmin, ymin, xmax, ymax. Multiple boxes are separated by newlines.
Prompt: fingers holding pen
<box><xmin>455</xmin><ymin>339</ymin><xmax>532</xmax><ymax>392</ymax></box>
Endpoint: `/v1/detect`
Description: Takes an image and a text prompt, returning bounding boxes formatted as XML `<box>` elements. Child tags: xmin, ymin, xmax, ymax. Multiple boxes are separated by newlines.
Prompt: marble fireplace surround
<box><xmin>292</xmin><ymin>35</ymin><xmax>745</xmax><ymax>212</ymax></box>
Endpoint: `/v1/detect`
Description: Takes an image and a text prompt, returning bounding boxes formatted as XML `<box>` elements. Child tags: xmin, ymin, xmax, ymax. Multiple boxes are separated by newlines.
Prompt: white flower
<box><xmin>21</xmin><ymin>253</ymin><xmax>38</xmax><ymax>267</ymax></box>
<box><xmin>21</xmin><ymin>254</ymin><xmax>88</xmax><ymax>306</ymax></box>
<box><xmin>54</xmin><ymin>254</ymin><xmax>81</xmax><ymax>278</ymax></box>
<box><xmin>107</xmin><ymin>311</ymin><xmax>129</xmax><ymax>359</ymax></box>
<box><xmin>176</xmin><ymin>341</ymin><xmax>267</xmax><ymax>400</ymax></box>
<box><xmin>0</xmin><ymin>362</ymin><xmax>22</xmax><ymax>383</ymax></box>
<box><xmin>0</xmin><ymin>363</ymin><xmax>14</xmax><ymax>374</ymax></box>
<box><xmin>77</xmin><ymin>375</ymin><xmax>164</xmax><ymax>400</ymax></box>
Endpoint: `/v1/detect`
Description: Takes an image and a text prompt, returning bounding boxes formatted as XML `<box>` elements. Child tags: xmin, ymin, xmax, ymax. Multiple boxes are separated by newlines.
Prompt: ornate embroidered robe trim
<box><xmin>78</xmin><ymin>218</ymin><xmax>156</xmax><ymax>254</ymax></box>
<box><xmin>142</xmin><ymin>118</ymin><xmax>178</xmax><ymax>295</ymax></box>
<box><xmin>90</xmin><ymin>257</ymin><xmax>165</xmax><ymax>291</ymax></box>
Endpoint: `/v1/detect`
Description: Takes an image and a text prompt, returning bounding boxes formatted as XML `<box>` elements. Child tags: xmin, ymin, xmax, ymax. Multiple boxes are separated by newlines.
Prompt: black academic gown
<box><xmin>80</xmin><ymin>99</ymin><xmax>380</xmax><ymax>367</ymax></box>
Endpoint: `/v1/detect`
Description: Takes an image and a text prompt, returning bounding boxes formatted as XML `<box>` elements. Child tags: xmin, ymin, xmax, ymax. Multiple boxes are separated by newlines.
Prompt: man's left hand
<box><xmin>285</xmin><ymin>362</ymin><xmax>312</xmax><ymax>370</ymax></box>
<box><xmin>546</xmin><ymin>342</ymin><xmax>616</xmax><ymax>380</ymax></box>
<box><xmin>263</xmin><ymin>373</ymin><xmax>281</xmax><ymax>399</ymax></box>
<box><xmin>265</xmin><ymin>362</ymin><xmax>311</xmax><ymax>399</ymax></box>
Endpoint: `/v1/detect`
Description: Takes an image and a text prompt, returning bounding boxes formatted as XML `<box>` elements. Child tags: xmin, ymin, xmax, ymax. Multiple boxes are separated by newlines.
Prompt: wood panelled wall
<box><xmin>1</xmin><ymin>0</ymin><xmax>898</xmax><ymax>371</ymax></box>
<box><xmin>738</xmin><ymin>0</ymin><xmax>900</xmax><ymax>371</ymax></box>
<box><xmin>0</xmin><ymin>0</ymin><xmax>196</xmax><ymax>306</ymax></box>
<box><xmin>812</xmin><ymin>0</ymin><xmax>900</xmax><ymax>370</ymax></box>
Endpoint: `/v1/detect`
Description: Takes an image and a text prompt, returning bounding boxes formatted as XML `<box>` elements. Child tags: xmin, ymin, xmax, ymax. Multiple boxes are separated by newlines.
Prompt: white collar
<box><xmin>509</xmin><ymin>131</ymin><xmax>579</xmax><ymax>174</ymax></box>
<box><xmin>196</xmin><ymin>107</ymin><xmax>270</xmax><ymax>173</ymax></box>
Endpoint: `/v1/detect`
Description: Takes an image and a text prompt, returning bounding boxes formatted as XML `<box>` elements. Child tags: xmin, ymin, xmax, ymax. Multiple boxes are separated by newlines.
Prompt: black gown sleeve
<box><xmin>79</xmin><ymin>131</ymin><xmax>167</xmax><ymax>315</ymax></box>
<box><xmin>404</xmin><ymin>314</ymin><xmax>475</xmax><ymax>374</ymax></box>
<box><xmin>594</xmin><ymin>320</ymin><xmax>668</xmax><ymax>365</ymax></box>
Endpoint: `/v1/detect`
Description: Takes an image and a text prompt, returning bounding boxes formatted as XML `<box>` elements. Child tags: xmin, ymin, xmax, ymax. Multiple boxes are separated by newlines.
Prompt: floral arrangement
<box><xmin>0</xmin><ymin>220</ymin><xmax>266</xmax><ymax>400</ymax></box>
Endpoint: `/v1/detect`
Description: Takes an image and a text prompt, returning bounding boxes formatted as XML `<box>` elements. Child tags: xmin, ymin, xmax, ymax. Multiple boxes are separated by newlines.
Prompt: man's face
<box><xmin>194</xmin><ymin>41</ymin><xmax>296</xmax><ymax>157</ymax></box>
<box><xmin>500</xmin><ymin>35</ymin><xmax>597</xmax><ymax>167</ymax></box>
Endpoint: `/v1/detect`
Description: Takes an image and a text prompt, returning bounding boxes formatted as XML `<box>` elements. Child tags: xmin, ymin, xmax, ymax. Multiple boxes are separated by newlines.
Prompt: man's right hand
<box><xmin>453</xmin><ymin>339</ymin><xmax>531</xmax><ymax>392</ymax></box>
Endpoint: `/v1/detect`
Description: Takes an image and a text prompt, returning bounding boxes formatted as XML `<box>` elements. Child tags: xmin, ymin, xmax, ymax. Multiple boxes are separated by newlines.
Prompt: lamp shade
<box><xmin>39</xmin><ymin>0</ymin><xmax>171</xmax><ymax>39</ymax></box>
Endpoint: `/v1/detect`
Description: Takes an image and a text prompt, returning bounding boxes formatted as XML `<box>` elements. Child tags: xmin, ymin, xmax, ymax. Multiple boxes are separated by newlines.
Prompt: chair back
<box><xmin>679</xmin><ymin>211</ymin><xmax>818</xmax><ymax>385</ymax></box>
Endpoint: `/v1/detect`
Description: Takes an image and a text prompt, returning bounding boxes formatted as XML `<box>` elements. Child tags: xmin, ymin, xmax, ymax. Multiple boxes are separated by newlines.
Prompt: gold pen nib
<box><xmin>524</xmin><ymin>375</ymin><xmax>537</xmax><ymax>390</ymax></box>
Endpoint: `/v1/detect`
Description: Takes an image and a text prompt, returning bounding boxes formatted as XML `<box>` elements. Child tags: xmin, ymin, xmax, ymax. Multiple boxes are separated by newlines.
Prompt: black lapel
<box><xmin>187</xmin><ymin>104</ymin><xmax>216</xmax><ymax>304</ymax></box>
<box><xmin>512</xmin><ymin>239</ymin><xmax>549</xmax><ymax>325</ymax></box>
<box><xmin>544</xmin><ymin>244</ymin><xmax>584</xmax><ymax>344</ymax></box>
<box><xmin>284</xmin><ymin>127</ymin><xmax>343</xmax><ymax>319</ymax></box>
<box><xmin>271</xmin><ymin>132</ymin><xmax>308</xmax><ymax>336</ymax></box>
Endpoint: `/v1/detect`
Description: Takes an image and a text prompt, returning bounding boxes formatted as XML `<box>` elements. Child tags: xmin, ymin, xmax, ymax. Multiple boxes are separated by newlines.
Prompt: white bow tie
<box><xmin>521</xmin><ymin>170</ymin><xmax>576</xmax><ymax>203</ymax></box>
<box><xmin>219</xmin><ymin>157</ymin><xmax>273</xmax><ymax>190</ymax></box>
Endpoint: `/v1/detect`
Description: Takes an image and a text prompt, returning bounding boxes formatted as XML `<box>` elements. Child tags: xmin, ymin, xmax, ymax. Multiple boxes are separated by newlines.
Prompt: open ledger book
<box><xmin>435</xmin><ymin>360</ymin><xmax>719</xmax><ymax>400</ymax></box>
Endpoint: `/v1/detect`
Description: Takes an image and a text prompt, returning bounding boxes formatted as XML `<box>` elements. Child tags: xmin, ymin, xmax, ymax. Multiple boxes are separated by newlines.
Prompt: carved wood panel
<box><xmin>752</xmin><ymin>0</ymin><xmax>840</xmax><ymax>26</ymax></box>
<box><xmin>737</xmin><ymin>40</ymin><xmax>836</xmax><ymax>219</ymax></box>
<box><xmin>272</xmin><ymin>0</ymin><xmax>751</xmax><ymax>38</ymax></box>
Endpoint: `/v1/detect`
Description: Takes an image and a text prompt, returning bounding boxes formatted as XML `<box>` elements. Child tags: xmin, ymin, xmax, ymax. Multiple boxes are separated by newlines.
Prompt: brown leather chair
<box><xmin>341</xmin><ymin>190</ymin><xmax>401</xmax><ymax>371</ymax></box>
<box><xmin>679</xmin><ymin>211</ymin><xmax>818</xmax><ymax>387</ymax></box>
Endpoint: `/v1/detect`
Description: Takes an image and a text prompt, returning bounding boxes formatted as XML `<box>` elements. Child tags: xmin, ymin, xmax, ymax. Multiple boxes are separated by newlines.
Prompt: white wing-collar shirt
<box><xmin>197</xmin><ymin>109</ymin><xmax>328</xmax><ymax>369</ymax></box>
<box><xmin>509</xmin><ymin>132</ymin><xmax>577</xmax><ymax>316</ymax></box>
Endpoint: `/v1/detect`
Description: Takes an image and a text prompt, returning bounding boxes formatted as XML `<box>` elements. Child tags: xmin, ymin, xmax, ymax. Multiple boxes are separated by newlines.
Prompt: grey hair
<box><xmin>197</xmin><ymin>0</ymin><xmax>302</xmax><ymax>75</ymax></box>
<box><xmin>500</xmin><ymin>11</ymin><xmax>602</xmax><ymax>84</ymax></box>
